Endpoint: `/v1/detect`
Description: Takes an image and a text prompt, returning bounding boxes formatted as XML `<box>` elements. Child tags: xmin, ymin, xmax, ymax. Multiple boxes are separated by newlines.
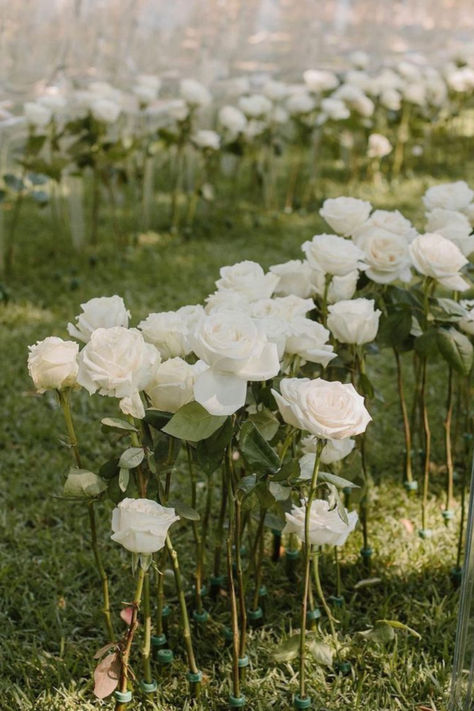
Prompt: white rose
<box><xmin>302</xmin><ymin>233</ymin><xmax>366</xmax><ymax>275</ymax></box>
<box><xmin>146</xmin><ymin>358</ymin><xmax>206</xmax><ymax>412</ymax></box>
<box><xmin>252</xmin><ymin>315</ymin><xmax>289</xmax><ymax>360</ymax></box>
<box><xmin>205</xmin><ymin>290</ymin><xmax>250</xmax><ymax>314</ymax></box>
<box><xmin>459</xmin><ymin>300</ymin><xmax>474</xmax><ymax>336</ymax></box>
<box><xmin>24</xmin><ymin>101</ymin><xmax>52</xmax><ymax>128</ymax></box>
<box><xmin>77</xmin><ymin>327</ymin><xmax>159</xmax><ymax>418</ymax></box>
<box><xmin>352</xmin><ymin>226</ymin><xmax>412</xmax><ymax>283</ymax></box>
<box><xmin>243</xmin><ymin>119</ymin><xmax>267</xmax><ymax>139</ymax></box>
<box><xmin>28</xmin><ymin>337</ymin><xmax>78</xmax><ymax>393</ymax></box>
<box><xmin>285</xmin><ymin>317</ymin><xmax>336</xmax><ymax>366</ymax></box>
<box><xmin>425</xmin><ymin>209</ymin><xmax>474</xmax><ymax>256</ymax></box>
<box><xmin>379</xmin><ymin>88</ymin><xmax>402</xmax><ymax>111</ymax></box>
<box><xmin>303</xmin><ymin>69</ymin><xmax>339</xmax><ymax>92</ymax></box>
<box><xmin>403</xmin><ymin>82</ymin><xmax>427</xmax><ymax>106</ymax></box>
<box><xmin>409</xmin><ymin>233</ymin><xmax>470</xmax><ymax>291</ymax></box>
<box><xmin>176</xmin><ymin>304</ymin><xmax>205</xmax><ymax>332</ymax></box>
<box><xmin>238</xmin><ymin>94</ymin><xmax>272</xmax><ymax>118</ymax></box>
<box><xmin>462</xmin><ymin>203</ymin><xmax>474</xmax><ymax>227</ymax></box>
<box><xmin>327</xmin><ymin>298</ymin><xmax>381</xmax><ymax>344</ymax></box>
<box><xmin>193</xmin><ymin>129</ymin><xmax>220</xmax><ymax>151</ymax></box>
<box><xmin>345</xmin><ymin>70</ymin><xmax>373</xmax><ymax>92</ymax></box>
<box><xmin>301</xmin><ymin>436</ymin><xmax>355</xmax><ymax>464</ymax></box>
<box><xmin>423</xmin><ymin>181</ymin><xmax>474</xmax><ymax>212</ymax></box>
<box><xmin>138</xmin><ymin>311</ymin><xmax>191</xmax><ymax>360</ymax></box>
<box><xmin>38</xmin><ymin>94</ymin><xmax>67</xmax><ymax>113</ymax></box>
<box><xmin>67</xmin><ymin>295</ymin><xmax>130</xmax><ymax>343</ymax></box>
<box><xmin>286</xmin><ymin>91</ymin><xmax>316</xmax><ymax>116</ymax></box>
<box><xmin>218</xmin><ymin>105</ymin><xmax>247</xmax><ymax>136</ymax></box>
<box><xmin>250</xmin><ymin>296</ymin><xmax>314</xmax><ymax>321</ymax></box>
<box><xmin>367</xmin><ymin>133</ymin><xmax>392</xmax><ymax>158</ymax></box>
<box><xmin>262</xmin><ymin>79</ymin><xmax>288</xmax><ymax>101</ymax></box>
<box><xmin>134</xmin><ymin>84</ymin><xmax>158</xmax><ymax>105</ymax></box>
<box><xmin>311</xmin><ymin>270</ymin><xmax>359</xmax><ymax>304</ymax></box>
<box><xmin>283</xmin><ymin>499</ymin><xmax>358</xmax><ymax>546</ymax></box>
<box><xmin>272</xmin><ymin>377</ymin><xmax>371</xmax><ymax>438</ymax></box>
<box><xmin>111</xmin><ymin>498</ymin><xmax>179</xmax><ymax>554</ymax></box>
<box><xmin>447</xmin><ymin>67</ymin><xmax>474</xmax><ymax>92</ymax></box>
<box><xmin>190</xmin><ymin>310</ymin><xmax>280</xmax><ymax>415</ymax></box>
<box><xmin>180</xmin><ymin>78</ymin><xmax>211</xmax><ymax>107</ymax></box>
<box><xmin>269</xmin><ymin>260</ymin><xmax>314</xmax><ymax>298</ymax></box>
<box><xmin>167</xmin><ymin>99</ymin><xmax>189</xmax><ymax>122</ymax></box>
<box><xmin>319</xmin><ymin>196</ymin><xmax>372</xmax><ymax>237</ymax></box>
<box><xmin>90</xmin><ymin>98</ymin><xmax>121</xmax><ymax>123</ymax></box>
<box><xmin>354</xmin><ymin>209</ymin><xmax>417</xmax><ymax>242</ymax></box>
<box><xmin>333</xmin><ymin>85</ymin><xmax>373</xmax><ymax>115</ymax></box>
<box><xmin>216</xmin><ymin>260</ymin><xmax>279</xmax><ymax>301</ymax></box>
<box><xmin>319</xmin><ymin>98</ymin><xmax>350</xmax><ymax>121</ymax></box>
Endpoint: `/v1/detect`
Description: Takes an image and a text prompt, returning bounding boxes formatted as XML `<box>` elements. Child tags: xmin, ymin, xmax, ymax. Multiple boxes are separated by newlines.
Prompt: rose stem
<box><xmin>165</xmin><ymin>535</ymin><xmax>201</xmax><ymax>697</ymax></box>
<box><xmin>129</xmin><ymin>421</ymin><xmax>147</xmax><ymax>497</ymax></box>
<box><xmin>57</xmin><ymin>389</ymin><xmax>114</xmax><ymax>641</ymax></box>
<box><xmin>334</xmin><ymin>546</ymin><xmax>342</xmax><ymax>598</ymax></box>
<box><xmin>213</xmin><ymin>464</ymin><xmax>228</xmax><ymax>592</ymax></box>
<box><xmin>115</xmin><ymin>566</ymin><xmax>146</xmax><ymax>711</ymax></box>
<box><xmin>410</xmin><ymin>352</ymin><xmax>423</xmax><ymax>458</ymax></box>
<box><xmin>284</xmin><ymin>147</ymin><xmax>302</xmax><ymax>212</ymax></box>
<box><xmin>226</xmin><ymin>468</ymin><xmax>241</xmax><ymax>700</ymax></box>
<box><xmin>275</xmin><ymin>426</ymin><xmax>297</xmax><ymax>563</ymax></box>
<box><xmin>251</xmin><ymin>508</ymin><xmax>266</xmax><ymax>611</ymax></box>
<box><xmin>312</xmin><ymin>549</ymin><xmax>339</xmax><ymax>654</ymax></box>
<box><xmin>393</xmin><ymin>348</ymin><xmax>414</xmax><ymax>485</ymax></box>
<box><xmin>444</xmin><ymin>367</ymin><xmax>455</xmax><ymax>519</ymax></box>
<box><xmin>228</xmin><ymin>444</ymin><xmax>248</xmax><ymax>673</ymax></box>
<box><xmin>90</xmin><ymin>166</ymin><xmax>100</xmax><ymax>246</ymax></box>
<box><xmin>170</xmin><ymin>142</ymin><xmax>184</xmax><ymax>233</ymax></box>
<box><xmin>420</xmin><ymin>358</ymin><xmax>431</xmax><ymax>531</ymax></box>
<box><xmin>142</xmin><ymin>571</ymin><xmax>152</xmax><ymax>684</ymax></box>
<box><xmin>321</xmin><ymin>274</ymin><xmax>333</xmax><ymax>328</ymax></box>
<box><xmin>298</xmin><ymin>439</ymin><xmax>323</xmax><ymax>701</ymax></box>
<box><xmin>355</xmin><ymin>348</ymin><xmax>371</xmax><ymax>562</ymax></box>
<box><xmin>456</xmin><ymin>374</ymin><xmax>472</xmax><ymax>570</ymax></box>
<box><xmin>156</xmin><ymin>551</ymin><xmax>166</xmax><ymax>637</ymax></box>
<box><xmin>186</xmin><ymin>443</ymin><xmax>204</xmax><ymax>615</ymax></box>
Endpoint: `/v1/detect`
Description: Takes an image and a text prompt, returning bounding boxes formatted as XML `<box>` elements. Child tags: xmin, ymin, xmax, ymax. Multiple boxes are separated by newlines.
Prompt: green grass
<box><xmin>0</xmin><ymin>168</ymin><xmax>472</xmax><ymax>710</ymax></box>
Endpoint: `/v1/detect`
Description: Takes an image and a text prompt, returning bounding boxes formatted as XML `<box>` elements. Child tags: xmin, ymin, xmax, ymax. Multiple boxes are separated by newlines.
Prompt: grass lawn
<box><xmin>0</xmin><ymin>166</ymin><xmax>472</xmax><ymax>710</ymax></box>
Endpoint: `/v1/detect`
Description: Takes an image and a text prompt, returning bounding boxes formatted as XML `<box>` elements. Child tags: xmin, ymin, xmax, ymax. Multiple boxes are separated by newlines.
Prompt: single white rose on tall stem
<box><xmin>111</xmin><ymin>498</ymin><xmax>179</xmax><ymax>555</ymax></box>
<box><xmin>283</xmin><ymin>499</ymin><xmax>358</xmax><ymax>546</ymax></box>
<box><xmin>28</xmin><ymin>337</ymin><xmax>79</xmax><ymax>393</ymax></box>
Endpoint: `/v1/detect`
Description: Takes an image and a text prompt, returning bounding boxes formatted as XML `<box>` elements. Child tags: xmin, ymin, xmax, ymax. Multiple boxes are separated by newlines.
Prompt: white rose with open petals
<box><xmin>146</xmin><ymin>358</ymin><xmax>206</xmax><ymax>412</ymax></box>
<box><xmin>354</xmin><ymin>209</ymin><xmax>417</xmax><ymax>242</ymax></box>
<box><xmin>77</xmin><ymin>327</ymin><xmax>159</xmax><ymax>418</ymax></box>
<box><xmin>138</xmin><ymin>311</ymin><xmax>190</xmax><ymax>360</ymax></box>
<box><xmin>319</xmin><ymin>197</ymin><xmax>372</xmax><ymax>237</ymax></box>
<box><xmin>216</xmin><ymin>261</ymin><xmax>279</xmax><ymax>301</ymax></box>
<box><xmin>302</xmin><ymin>233</ymin><xmax>366</xmax><ymax>276</ymax></box>
<box><xmin>272</xmin><ymin>377</ymin><xmax>371</xmax><ymax>438</ymax></box>
<box><xmin>90</xmin><ymin>98</ymin><xmax>121</xmax><ymax>123</ymax></box>
<box><xmin>409</xmin><ymin>233</ymin><xmax>469</xmax><ymax>291</ymax></box>
<box><xmin>28</xmin><ymin>337</ymin><xmax>79</xmax><ymax>393</ymax></box>
<box><xmin>301</xmin><ymin>436</ymin><xmax>355</xmax><ymax>464</ymax></box>
<box><xmin>193</xmin><ymin>130</ymin><xmax>220</xmax><ymax>151</ymax></box>
<box><xmin>286</xmin><ymin>91</ymin><xmax>316</xmax><ymax>116</ymax></box>
<box><xmin>190</xmin><ymin>310</ymin><xmax>279</xmax><ymax>415</ymax></box>
<box><xmin>379</xmin><ymin>88</ymin><xmax>402</xmax><ymax>111</ymax></box>
<box><xmin>319</xmin><ymin>98</ymin><xmax>350</xmax><ymax>121</ymax></box>
<box><xmin>327</xmin><ymin>298</ymin><xmax>381</xmax><ymax>344</ymax></box>
<box><xmin>368</xmin><ymin>133</ymin><xmax>392</xmax><ymax>158</ymax></box>
<box><xmin>205</xmin><ymin>290</ymin><xmax>250</xmax><ymax>314</ymax></box>
<box><xmin>180</xmin><ymin>79</ymin><xmax>211</xmax><ymax>107</ymax></box>
<box><xmin>425</xmin><ymin>209</ymin><xmax>474</xmax><ymax>256</ymax></box>
<box><xmin>303</xmin><ymin>69</ymin><xmax>339</xmax><ymax>92</ymax></box>
<box><xmin>285</xmin><ymin>318</ymin><xmax>336</xmax><ymax>366</ymax></box>
<box><xmin>111</xmin><ymin>498</ymin><xmax>179</xmax><ymax>554</ymax></box>
<box><xmin>24</xmin><ymin>101</ymin><xmax>52</xmax><ymax>128</ymax></box>
<box><xmin>423</xmin><ymin>181</ymin><xmax>474</xmax><ymax>212</ymax></box>
<box><xmin>218</xmin><ymin>105</ymin><xmax>247</xmax><ymax>137</ymax></box>
<box><xmin>269</xmin><ymin>260</ymin><xmax>314</xmax><ymax>298</ymax></box>
<box><xmin>311</xmin><ymin>270</ymin><xmax>359</xmax><ymax>304</ymax></box>
<box><xmin>238</xmin><ymin>94</ymin><xmax>272</xmax><ymax>118</ymax></box>
<box><xmin>67</xmin><ymin>295</ymin><xmax>130</xmax><ymax>343</ymax></box>
<box><xmin>283</xmin><ymin>499</ymin><xmax>358</xmax><ymax>546</ymax></box>
<box><xmin>353</xmin><ymin>226</ymin><xmax>412</xmax><ymax>283</ymax></box>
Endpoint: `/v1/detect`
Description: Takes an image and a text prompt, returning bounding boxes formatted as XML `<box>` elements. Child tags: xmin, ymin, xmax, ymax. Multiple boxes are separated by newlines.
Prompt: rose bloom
<box><xmin>310</xmin><ymin>269</ymin><xmax>359</xmax><ymax>304</ymax></box>
<box><xmin>272</xmin><ymin>377</ymin><xmax>371</xmax><ymax>438</ymax></box>
<box><xmin>28</xmin><ymin>337</ymin><xmax>79</xmax><ymax>393</ymax></box>
<box><xmin>354</xmin><ymin>209</ymin><xmax>417</xmax><ymax>242</ymax></box>
<box><xmin>180</xmin><ymin>78</ymin><xmax>211</xmax><ymax>107</ymax></box>
<box><xmin>238</xmin><ymin>94</ymin><xmax>272</xmax><ymax>118</ymax></box>
<box><xmin>190</xmin><ymin>310</ymin><xmax>280</xmax><ymax>415</ymax></box>
<box><xmin>216</xmin><ymin>260</ymin><xmax>279</xmax><ymax>302</ymax></box>
<box><xmin>319</xmin><ymin>196</ymin><xmax>372</xmax><ymax>237</ymax></box>
<box><xmin>286</xmin><ymin>91</ymin><xmax>316</xmax><ymax>116</ymax></box>
<box><xmin>423</xmin><ymin>181</ymin><xmax>474</xmax><ymax>212</ymax></box>
<box><xmin>262</xmin><ymin>79</ymin><xmax>288</xmax><ymax>102</ymax></box>
<box><xmin>409</xmin><ymin>233</ymin><xmax>469</xmax><ymax>291</ymax></box>
<box><xmin>303</xmin><ymin>69</ymin><xmax>339</xmax><ymax>92</ymax></box>
<box><xmin>138</xmin><ymin>311</ymin><xmax>191</xmax><ymax>360</ymax></box>
<box><xmin>302</xmin><ymin>233</ymin><xmax>366</xmax><ymax>276</ymax></box>
<box><xmin>146</xmin><ymin>358</ymin><xmax>206</xmax><ymax>413</ymax></box>
<box><xmin>269</xmin><ymin>260</ymin><xmax>314</xmax><ymax>298</ymax></box>
<box><xmin>205</xmin><ymin>290</ymin><xmax>250</xmax><ymax>314</ymax></box>
<box><xmin>327</xmin><ymin>298</ymin><xmax>381</xmax><ymax>344</ymax></box>
<box><xmin>90</xmin><ymin>98</ymin><xmax>121</xmax><ymax>123</ymax></box>
<box><xmin>252</xmin><ymin>315</ymin><xmax>289</xmax><ymax>360</ymax></box>
<box><xmin>367</xmin><ymin>133</ymin><xmax>392</xmax><ymax>158</ymax></box>
<box><xmin>77</xmin><ymin>327</ymin><xmax>159</xmax><ymax>418</ymax></box>
<box><xmin>67</xmin><ymin>295</ymin><xmax>130</xmax><ymax>343</ymax></box>
<box><xmin>250</xmin><ymin>296</ymin><xmax>314</xmax><ymax>322</ymax></box>
<box><xmin>193</xmin><ymin>129</ymin><xmax>220</xmax><ymax>151</ymax></box>
<box><xmin>111</xmin><ymin>498</ymin><xmax>179</xmax><ymax>554</ymax></box>
<box><xmin>379</xmin><ymin>88</ymin><xmax>402</xmax><ymax>111</ymax></box>
<box><xmin>218</xmin><ymin>105</ymin><xmax>247</xmax><ymax>136</ymax></box>
<box><xmin>24</xmin><ymin>101</ymin><xmax>52</xmax><ymax>128</ymax></box>
<box><xmin>301</xmin><ymin>436</ymin><xmax>355</xmax><ymax>464</ymax></box>
<box><xmin>458</xmin><ymin>300</ymin><xmax>474</xmax><ymax>336</ymax></box>
<box><xmin>285</xmin><ymin>317</ymin><xmax>336</xmax><ymax>366</ymax></box>
<box><xmin>319</xmin><ymin>98</ymin><xmax>350</xmax><ymax>121</ymax></box>
<box><xmin>353</xmin><ymin>226</ymin><xmax>412</xmax><ymax>283</ymax></box>
<box><xmin>425</xmin><ymin>209</ymin><xmax>474</xmax><ymax>256</ymax></box>
<box><xmin>283</xmin><ymin>499</ymin><xmax>358</xmax><ymax>546</ymax></box>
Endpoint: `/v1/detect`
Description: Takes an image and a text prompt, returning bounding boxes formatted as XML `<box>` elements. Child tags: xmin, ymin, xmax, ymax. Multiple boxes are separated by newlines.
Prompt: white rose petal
<box><xmin>302</xmin><ymin>233</ymin><xmax>366</xmax><ymax>276</ymax></box>
<box><xmin>67</xmin><ymin>295</ymin><xmax>130</xmax><ymax>343</ymax></box>
<box><xmin>319</xmin><ymin>197</ymin><xmax>372</xmax><ymax>237</ymax></box>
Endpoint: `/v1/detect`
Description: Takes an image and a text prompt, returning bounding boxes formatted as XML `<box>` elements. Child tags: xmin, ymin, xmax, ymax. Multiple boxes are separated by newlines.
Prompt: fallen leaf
<box><xmin>400</xmin><ymin>518</ymin><xmax>414</xmax><ymax>534</ymax></box>
<box><xmin>93</xmin><ymin>652</ymin><xmax>120</xmax><ymax>699</ymax></box>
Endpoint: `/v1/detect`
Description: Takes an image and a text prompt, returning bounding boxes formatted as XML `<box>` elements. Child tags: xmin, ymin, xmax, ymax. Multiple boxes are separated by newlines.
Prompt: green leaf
<box><xmin>436</xmin><ymin>327</ymin><xmax>473</xmax><ymax>376</ymax></box>
<box><xmin>239</xmin><ymin>421</ymin><xmax>280</xmax><ymax>474</ymax></box>
<box><xmin>3</xmin><ymin>173</ymin><xmax>24</xmax><ymax>192</ymax></box>
<box><xmin>195</xmin><ymin>418</ymin><xmax>233</xmax><ymax>474</ymax></box>
<box><xmin>99</xmin><ymin>458</ymin><xmax>120</xmax><ymax>480</ymax></box>
<box><xmin>119</xmin><ymin>447</ymin><xmax>145</xmax><ymax>469</ymax></box>
<box><xmin>118</xmin><ymin>468</ymin><xmax>130</xmax><ymax>492</ymax></box>
<box><xmin>144</xmin><ymin>409</ymin><xmax>173</xmax><ymax>430</ymax></box>
<box><xmin>308</xmin><ymin>640</ymin><xmax>334</xmax><ymax>667</ymax></box>
<box><xmin>249</xmin><ymin>409</ymin><xmax>280</xmax><ymax>441</ymax></box>
<box><xmin>273</xmin><ymin>634</ymin><xmax>300</xmax><ymax>663</ymax></box>
<box><xmin>326</xmin><ymin>483</ymin><xmax>349</xmax><ymax>525</ymax></box>
<box><xmin>430</xmin><ymin>297</ymin><xmax>468</xmax><ymax>322</ymax></box>
<box><xmin>376</xmin><ymin>619</ymin><xmax>421</xmax><ymax>639</ymax></box>
<box><xmin>239</xmin><ymin>474</ymin><xmax>257</xmax><ymax>496</ymax></box>
<box><xmin>30</xmin><ymin>190</ymin><xmax>49</xmax><ymax>205</ymax></box>
<box><xmin>255</xmin><ymin>481</ymin><xmax>276</xmax><ymax>509</ymax></box>
<box><xmin>101</xmin><ymin>417</ymin><xmax>138</xmax><ymax>432</ymax></box>
<box><xmin>63</xmin><ymin>468</ymin><xmax>107</xmax><ymax>498</ymax></box>
<box><xmin>378</xmin><ymin>308</ymin><xmax>412</xmax><ymax>348</ymax></box>
<box><xmin>168</xmin><ymin>500</ymin><xmax>200</xmax><ymax>521</ymax></box>
<box><xmin>162</xmin><ymin>402</ymin><xmax>227</xmax><ymax>442</ymax></box>
<box><xmin>358</xmin><ymin>372</ymin><xmax>374</xmax><ymax>399</ymax></box>
<box><xmin>359</xmin><ymin>622</ymin><xmax>395</xmax><ymax>646</ymax></box>
<box><xmin>414</xmin><ymin>328</ymin><xmax>439</xmax><ymax>359</ymax></box>
<box><xmin>318</xmin><ymin>471</ymin><xmax>359</xmax><ymax>490</ymax></box>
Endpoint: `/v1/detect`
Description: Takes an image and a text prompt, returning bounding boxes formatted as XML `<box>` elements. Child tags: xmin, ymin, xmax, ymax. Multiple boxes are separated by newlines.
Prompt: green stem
<box><xmin>394</xmin><ymin>349</ymin><xmax>413</xmax><ymax>484</ymax></box>
<box><xmin>312</xmin><ymin>550</ymin><xmax>339</xmax><ymax>655</ymax></box>
<box><xmin>115</xmin><ymin>566</ymin><xmax>146</xmax><ymax>711</ymax></box>
<box><xmin>226</xmin><ymin>483</ymin><xmax>241</xmax><ymax>699</ymax></box>
<box><xmin>420</xmin><ymin>358</ymin><xmax>431</xmax><ymax>531</ymax></box>
<box><xmin>142</xmin><ymin>572</ymin><xmax>152</xmax><ymax>683</ymax></box>
<box><xmin>335</xmin><ymin>547</ymin><xmax>342</xmax><ymax>598</ymax></box>
<box><xmin>187</xmin><ymin>443</ymin><xmax>204</xmax><ymax>614</ymax></box>
<box><xmin>444</xmin><ymin>368</ymin><xmax>454</xmax><ymax>514</ymax></box>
